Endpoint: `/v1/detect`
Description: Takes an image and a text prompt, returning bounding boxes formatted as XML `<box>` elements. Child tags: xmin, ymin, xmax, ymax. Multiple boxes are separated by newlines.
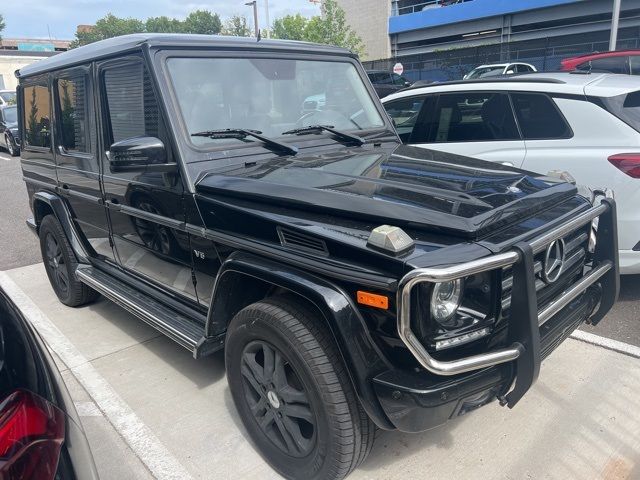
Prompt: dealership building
<box><xmin>338</xmin><ymin>0</ymin><xmax>640</xmax><ymax>61</ymax></box>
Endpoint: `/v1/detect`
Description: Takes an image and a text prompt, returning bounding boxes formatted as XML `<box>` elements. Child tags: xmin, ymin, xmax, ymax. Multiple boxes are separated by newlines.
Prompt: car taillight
<box><xmin>0</xmin><ymin>389</ymin><xmax>65</xmax><ymax>480</ymax></box>
<box><xmin>608</xmin><ymin>153</ymin><xmax>640</xmax><ymax>178</ymax></box>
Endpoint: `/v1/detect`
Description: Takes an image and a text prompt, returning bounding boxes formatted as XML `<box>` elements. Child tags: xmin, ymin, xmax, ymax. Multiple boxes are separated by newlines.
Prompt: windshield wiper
<box><xmin>281</xmin><ymin>125</ymin><xmax>365</xmax><ymax>146</ymax></box>
<box><xmin>191</xmin><ymin>128</ymin><xmax>298</xmax><ymax>156</ymax></box>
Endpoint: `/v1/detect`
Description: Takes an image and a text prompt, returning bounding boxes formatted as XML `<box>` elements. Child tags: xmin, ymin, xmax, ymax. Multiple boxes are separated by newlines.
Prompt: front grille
<box><xmin>500</xmin><ymin>226</ymin><xmax>590</xmax><ymax>318</ymax></box>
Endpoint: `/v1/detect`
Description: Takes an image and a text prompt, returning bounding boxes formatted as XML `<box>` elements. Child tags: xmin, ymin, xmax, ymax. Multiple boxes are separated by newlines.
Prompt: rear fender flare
<box><xmin>32</xmin><ymin>191</ymin><xmax>90</xmax><ymax>264</ymax></box>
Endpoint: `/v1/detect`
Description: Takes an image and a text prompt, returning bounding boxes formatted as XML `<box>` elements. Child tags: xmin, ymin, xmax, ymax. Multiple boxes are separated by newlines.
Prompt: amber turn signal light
<box><xmin>357</xmin><ymin>291</ymin><xmax>389</xmax><ymax>310</ymax></box>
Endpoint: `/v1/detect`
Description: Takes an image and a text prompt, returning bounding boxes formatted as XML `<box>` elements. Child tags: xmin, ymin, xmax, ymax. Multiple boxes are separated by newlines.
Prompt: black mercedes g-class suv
<box><xmin>17</xmin><ymin>34</ymin><xmax>618</xmax><ymax>480</ymax></box>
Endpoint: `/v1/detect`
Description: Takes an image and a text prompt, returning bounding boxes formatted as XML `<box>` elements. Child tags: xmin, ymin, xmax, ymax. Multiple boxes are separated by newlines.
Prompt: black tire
<box><xmin>225</xmin><ymin>296</ymin><xmax>375</xmax><ymax>480</ymax></box>
<box><xmin>39</xmin><ymin>215</ymin><xmax>99</xmax><ymax>307</ymax></box>
<box><xmin>6</xmin><ymin>135</ymin><xmax>18</xmax><ymax>157</ymax></box>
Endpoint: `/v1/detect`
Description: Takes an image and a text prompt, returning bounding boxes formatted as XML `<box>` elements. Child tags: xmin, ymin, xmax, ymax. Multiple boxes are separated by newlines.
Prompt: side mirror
<box><xmin>506</xmin><ymin>69</ymin><xmax>515</xmax><ymax>75</ymax></box>
<box><xmin>108</xmin><ymin>136</ymin><xmax>176</xmax><ymax>173</ymax></box>
<box><xmin>404</xmin><ymin>81</ymin><xmax>412</xmax><ymax>87</ymax></box>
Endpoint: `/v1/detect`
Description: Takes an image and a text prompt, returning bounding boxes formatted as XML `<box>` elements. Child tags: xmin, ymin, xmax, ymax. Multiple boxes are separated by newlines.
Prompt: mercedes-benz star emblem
<box><xmin>542</xmin><ymin>239</ymin><xmax>566</xmax><ymax>283</ymax></box>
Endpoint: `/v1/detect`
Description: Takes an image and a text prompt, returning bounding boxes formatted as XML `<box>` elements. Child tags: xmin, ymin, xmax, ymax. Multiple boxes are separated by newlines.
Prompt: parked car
<box><xmin>0</xmin><ymin>104</ymin><xmax>20</xmax><ymax>156</ymax></box>
<box><xmin>366</xmin><ymin>69</ymin><xmax>412</xmax><ymax>97</ymax></box>
<box><xmin>382</xmin><ymin>72</ymin><xmax>640</xmax><ymax>274</ymax></box>
<box><xmin>0</xmin><ymin>90</ymin><xmax>16</xmax><ymax>106</ymax></box>
<box><xmin>464</xmin><ymin>62</ymin><xmax>537</xmax><ymax>79</ymax></box>
<box><xmin>18</xmin><ymin>34</ymin><xmax>618</xmax><ymax>480</ymax></box>
<box><xmin>0</xmin><ymin>284</ymin><xmax>99</xmax><ymax>479</ymax></box>
<box><xmin>560</xmin><ymin>49</ymin><xmax>640</xmax><ymax>74</ymax></box>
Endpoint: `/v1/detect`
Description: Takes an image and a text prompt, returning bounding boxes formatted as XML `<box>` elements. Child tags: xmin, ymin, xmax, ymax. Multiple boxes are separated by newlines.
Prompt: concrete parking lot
<box><xmin>1</xmin><ymin>151</ymin><xmax>640</xmax><ymax>479</ymax></box>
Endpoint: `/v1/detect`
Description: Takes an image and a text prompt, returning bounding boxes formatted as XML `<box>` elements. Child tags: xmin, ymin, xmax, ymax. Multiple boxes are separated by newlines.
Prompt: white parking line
<box><xmin>0</xmin><ymin>271</ymin><xmax>193</xmax><ymax>480</ymax></box>
<box><xmin>571</xmin><ymin>330</ymin><xmax>640</xmax><ymax>359</ymax></box>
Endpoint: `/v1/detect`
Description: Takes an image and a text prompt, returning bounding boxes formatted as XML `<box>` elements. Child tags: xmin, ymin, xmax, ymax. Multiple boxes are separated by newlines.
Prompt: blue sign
<box><xmin>17</xmin><ymin>43</ymin><xmax>55</xmax><ymax>52</ymax></box>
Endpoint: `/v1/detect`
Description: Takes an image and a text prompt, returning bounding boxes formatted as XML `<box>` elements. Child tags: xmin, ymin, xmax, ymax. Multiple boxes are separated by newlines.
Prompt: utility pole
<box><xmin>264</xmin><ymin>0</ymin><xmax>271</xmax><ymax>38</ymax></box>
<box><xmin>610</xmin><ymin>0</ymin><xmax>622</xmax><ymax>51</ymax></box>
<box><xmin>245</xmin><ymin>1</ymin><xmax>259</xmax><ymax>37</ymax></box>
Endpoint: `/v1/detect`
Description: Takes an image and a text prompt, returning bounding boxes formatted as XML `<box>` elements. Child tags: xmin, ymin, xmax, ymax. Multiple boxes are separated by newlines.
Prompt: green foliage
<box><xmin>271</xmin><ymin>14</ymin><xmax>308</xmax><ymax>41</ymax></box>
<box><xmin>70</xmin><ymin>10</ymin><xmax>222</xmax><ymax>48</ymax></box>
<box><xmin>223</xmin><ymin>15</ymin><xmax>252</xmax><ymax>37</ymax></box>
<box><xmin>26</xmin><ymin>88</ymin><xmax>40</xmax><ymax>146</ymax></box>
<box><xmin>271</xmin><ymin>0</ymin><xmax>363</xmax><ymax>55</ymax></box>
<box><xmin>0</xmin><ymin>14</ymin><xmax>5</xmax><ymax>40</ymax></box>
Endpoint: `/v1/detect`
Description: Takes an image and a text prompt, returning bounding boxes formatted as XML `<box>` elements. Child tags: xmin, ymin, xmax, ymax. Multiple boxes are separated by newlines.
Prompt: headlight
<box><xmin>430</xmin><ymin>279</ymin><xmax>462</xmax><ymax>323</ymax></box>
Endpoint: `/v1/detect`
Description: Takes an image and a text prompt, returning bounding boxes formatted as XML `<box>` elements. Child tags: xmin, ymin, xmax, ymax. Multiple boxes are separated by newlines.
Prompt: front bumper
<box><xmin>375</xmin><ymin>199</ymin><xmax>619</xmax><ymax>432</ymax></box>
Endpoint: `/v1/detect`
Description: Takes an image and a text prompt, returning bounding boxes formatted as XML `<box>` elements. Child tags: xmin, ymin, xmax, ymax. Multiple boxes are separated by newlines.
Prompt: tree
<box><xmin>304</xmin><ymin>0</ymin><xmax>363</xmax><ymax>54</ymax></box>
<box><xmin>271</xmin><ymin>14</ymin><xmax>308</xmax><ymax>41</ymax></box>
<box><xmin>271</xmin><ymin>1</ymin><xmax>363</xmax><ymax>55</ymax></box>
<box><xmin>70</xmin><ymin>10</ymin><xmax>223</xmax><ymax>48</ymax></box>
<box><xmin>183</xmin><ymin>10</ymin><xmax>222</xmax><ymax>35</ymax></box>
<box><xmin>146</xmin><ymin>16</ymin><xmax>184</xmax><ymax>34</ymax></box>
<box><xmin>0</xmin><ymin>14</ymin><xmax>5</xmax><ymax>40</ymax></box>
<box><xmin>222</xmin><ymin>15</ymin><xmax>251</xmax><ymax>37</ymax></box>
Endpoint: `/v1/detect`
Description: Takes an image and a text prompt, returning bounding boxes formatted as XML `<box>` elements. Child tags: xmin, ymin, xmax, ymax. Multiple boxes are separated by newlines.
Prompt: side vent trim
<box><xmin>277</xmin><ymin>226</ymin><xmax>329</xmax><ymax>256</ymax></box>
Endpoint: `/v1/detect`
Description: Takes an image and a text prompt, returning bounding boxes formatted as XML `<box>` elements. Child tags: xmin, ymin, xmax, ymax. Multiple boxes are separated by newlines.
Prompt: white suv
<box><xmin>463</xmin><ymin>63</ymin><xmax>537</xmax><ymax>79</ymax></box>
<box><xmin>382</xmin><ymin>72</ymin><xmax>640</xmax><ymax>274</ymax></box>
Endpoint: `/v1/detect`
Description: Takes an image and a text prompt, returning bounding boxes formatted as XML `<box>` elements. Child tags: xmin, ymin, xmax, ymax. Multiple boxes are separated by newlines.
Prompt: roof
<box><xmin>562</xmin><ymin>49</ymin><xmax>640</xmax><ymax>63</ymax></box>
<box><xmin>382</xmin><ymin>72</ymin><xmax>640</xmax><ymax>101</ymax></box>
<box><xmin>474</xmin><ymin>62</ymin><xmax>534</xmax><ymax>68</ymax></box>
<box><xmin>17</xmin><ymin>34</ymin><xmax>354</xmax><ymax>78</ymax></box>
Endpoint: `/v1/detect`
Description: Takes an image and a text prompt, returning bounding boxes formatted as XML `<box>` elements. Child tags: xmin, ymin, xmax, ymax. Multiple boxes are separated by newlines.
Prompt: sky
<box><xmin>3</xmin><ymin>0</ymin><xmax>321</xmax><ymax>40</ymax></box>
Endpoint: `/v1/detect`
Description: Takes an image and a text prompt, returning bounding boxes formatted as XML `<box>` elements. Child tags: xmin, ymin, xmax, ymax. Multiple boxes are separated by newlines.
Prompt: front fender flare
<box><xmin>208</xmin><ymin>251</ymin><xmax>395</xmax><ymax>430</ymax></box>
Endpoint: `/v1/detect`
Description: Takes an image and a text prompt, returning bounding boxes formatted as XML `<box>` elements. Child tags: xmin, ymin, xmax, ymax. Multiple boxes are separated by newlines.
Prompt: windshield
<box><xmin>0</xmin><ymin>92</ymin><xmax>16</xmax><ymax>104</ymax></box>
<box><xmin>466</xmin><ymin>66</ymin><xmax>505</xmax><ymax>79</ymax></box>
<box><xmin>166</xmin><ymin>57</ymin><xmax>385</xmax><ymax>149</ymax></box>
<box><xmin>3</xmin><ymin>106</ymin><xmax>16</xmax><ymax>123</ymax></box>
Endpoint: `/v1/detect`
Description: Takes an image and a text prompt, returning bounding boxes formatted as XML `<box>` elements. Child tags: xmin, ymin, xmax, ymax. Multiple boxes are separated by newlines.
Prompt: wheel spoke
<box><xmin>57</xmin><ymin>268</ymin><xmax>69</xmax><ymax>289</ymax></box>
<box><xmin>241</xmin><ymin>364</ymin><xmax>265</xmax><ymax>398</ymax></box>
<box><xmin>284</xmin><ymin>404</ymin><xmax>313</xmax><ymax>422</ymax></box>
<box><xmin>249</xmin><ymin>397</ymin><xmax>268</xmax><ymax>416</ymax></box>
<box><xmin>278</xmin><ymin>415</ymin><xmax>310</xmax><ymax>454</ymax></box>
<box><xmin>279</xmin><ymin>385</ymin><xmax>308</xmax><ymax>404</ymax></box>
<box><xmin>272</xmin><ymin>351</ymin><xmax>287</xmax><ymax>389</ymax></box>
<box><xmin>259</xmin><ymin>410</ymin><xmax>276</xmax><ymax>430</ymax></box>
<box><xmin>263</xmin><ymin>344</ymin><xmax>275</xmax><ymax>383</ymax></box>
<box><xmin>242</xmin><ymin>352</ymin><xmax>265</xmax><ymax>384</ymax></box>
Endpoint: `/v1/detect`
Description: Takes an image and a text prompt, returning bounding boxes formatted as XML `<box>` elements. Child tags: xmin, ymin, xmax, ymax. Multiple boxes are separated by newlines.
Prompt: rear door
<box><xmin>407</xmin><ymin>91</ymin><xmax>526</xmax><ymax>166</ymax></box>
<box><xmin>97</xmin><ymin>56</ymin><xmax>199</xmax><ymax>304</ymax></box>
<box><xmin>52</xmin><ymin>66</ymin><xmax>115</xmax><ymax>262</ymax></box>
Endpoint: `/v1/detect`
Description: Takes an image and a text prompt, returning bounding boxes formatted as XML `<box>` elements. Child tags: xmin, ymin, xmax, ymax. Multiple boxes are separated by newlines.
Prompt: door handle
<box><xmin>501</xmin><ymin>161</ymin><xmax>515</xmax><ymax>167</ymax></box>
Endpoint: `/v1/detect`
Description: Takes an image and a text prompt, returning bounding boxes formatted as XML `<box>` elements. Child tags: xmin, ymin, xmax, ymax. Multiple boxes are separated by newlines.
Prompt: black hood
<box><xmin>195</xmin><ymin>145</ymin><xmax>577</xmax><ymax>240</ymax></box>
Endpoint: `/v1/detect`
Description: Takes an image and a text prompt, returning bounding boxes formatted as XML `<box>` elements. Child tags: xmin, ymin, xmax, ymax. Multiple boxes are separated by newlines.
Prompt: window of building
<box><xmin>56</xmin><ymin>75</ymin><xmax>89</xmax><ymax>153</ymax></box>
<box><xmin>426</xmin><ymin>92</ymin><xmax>520</xmax><ymax>143</ymax></box>
<box><xmin>103</xmin><ymin>62</ymin><xmax>159</xmax><ymax>144</ymax></box>
<box><xmin>511</xmin><ymin>93</ymin><xmax>572</xmax><ymax>140</ymax></box>
<box><xmin>22</xmin><ymin>82</ymin><xmax>51</xmax><ymax>148</ymax></box>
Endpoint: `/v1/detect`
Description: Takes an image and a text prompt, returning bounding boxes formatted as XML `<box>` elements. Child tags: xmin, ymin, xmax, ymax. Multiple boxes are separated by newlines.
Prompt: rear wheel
<box><xmin>225</xmin><ymin>296</ymin><xmax>375</xmax><ymax>480</ymax></box>
<box><xmin>39</xmin><ymin>215</ymin><xmax>98</xmax><ymax>307</ymax></box>
<box><xmin>5</xmin><ymin>135</ymin><xmax>18</xmax><ymax>156</ymax></box>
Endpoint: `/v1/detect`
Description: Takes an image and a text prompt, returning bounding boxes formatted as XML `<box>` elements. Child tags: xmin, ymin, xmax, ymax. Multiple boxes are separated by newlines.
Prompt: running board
<box><xmin>75</xmin><ymin>265</ymin><xmax>223</xmax><ymax>358</ymax></box>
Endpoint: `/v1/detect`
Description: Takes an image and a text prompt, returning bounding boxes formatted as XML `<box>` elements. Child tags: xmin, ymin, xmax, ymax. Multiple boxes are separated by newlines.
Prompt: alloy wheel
<box><xmin>240</xmin><ymin>340</ymin><xmax>317</xmax><ymax>458</ymax></box>
<box><xmin>44</xmin><ymin>232</ymin><xmax>69</xmax><ymax>297</ymax></box>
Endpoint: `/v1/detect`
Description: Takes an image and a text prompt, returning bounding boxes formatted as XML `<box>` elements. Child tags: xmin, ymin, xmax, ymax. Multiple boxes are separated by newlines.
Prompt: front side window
<box><xmin>22</xmin><ymin>82</ymin><xmax>51</xmax><ymax>148</ymax></box>
<box><xmin>466</xmin><ymin>66</ymin><xmax>505</xmax><ymax>79</ymax></box>
<box><xmin>166</xmin><ymin>57</ymin><xmax>385</xmax><ymax>151</ymax></box>
<box><xmin>426</xmin><ymin>92</ymin><xmax>519</xmax><ymax>143</ymax></box>
<box><xmin>384</xmin><ymin>96</ymin><xmax>425</xmax><ymax>141</ymax></box>
<box><xmin>103</xmin><ymin>62</ymin><xmax>159</xmax><ymax>144</ymax></box>
<box><xmin>511</xmin><ymin>93</ymin><xmax>571</xmax><ymax>140</ymax></box>
<box><xmin>56</xmin><ymin>75</ymin><xmax>89</xmax><ymax>153</ymax></box>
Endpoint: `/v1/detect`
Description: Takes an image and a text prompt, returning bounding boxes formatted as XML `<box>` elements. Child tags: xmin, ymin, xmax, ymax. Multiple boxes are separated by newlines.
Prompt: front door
<box><xmin>97</xmin><ymin>56</ymin><xmax>198</xmax><ymax>303</ymax></box>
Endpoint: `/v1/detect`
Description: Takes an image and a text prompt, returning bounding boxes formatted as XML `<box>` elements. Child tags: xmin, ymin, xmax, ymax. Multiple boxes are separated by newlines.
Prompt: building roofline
<box><xmin>17</xmin><ymin>34</ymin><xmax>355</xmax><ymax>78</ymax></box>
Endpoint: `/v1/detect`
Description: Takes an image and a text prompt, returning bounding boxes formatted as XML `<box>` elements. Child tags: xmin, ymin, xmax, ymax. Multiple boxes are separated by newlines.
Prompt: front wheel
<box><xmin>6</xmin><ymin>135</ymin><xmax>18</xmax><ymax>156</ymax></box>
<box><xmin>225</xmin><ymin>296</ymin><xmax>375</xmax><ymax>480</ymax></box>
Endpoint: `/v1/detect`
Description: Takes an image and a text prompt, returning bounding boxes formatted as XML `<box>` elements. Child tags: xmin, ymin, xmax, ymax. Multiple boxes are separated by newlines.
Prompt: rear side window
<box><xmin>22</xmin><ymin>82</ymin><xmax>51</xmax><ymax>148</ymax></box>
<box><xmin>579</xmin><ymin>56</ymin><xmax>629</xmax><ymax>74</ymax></box>
<box><xmin>629</xmin><ymin>56</ymin><xmax>640</xmax><ymax>75</ymax></box>
<box><xmin>511</xmin><ymin>93</ymin><xmax>572</xmax><ymax>140</ymax></box>
<box><xmin>103</xmin><ymin>62</ymin><xmax>159</xmax><ymax>144</ymax></box>
<box><xmin>601</xmin><ymin>90</ymin><xmax>640</xmax><ymax>132</ymax></box>
<box><xmin>426</xmin><ymin>92</ymin><xmax>520</xmax><ymax>143</ymax></box>
<box><xmin>56</xmin><ymin>75</ymin><xmax>89</xmax><ymax>153</ymax></box>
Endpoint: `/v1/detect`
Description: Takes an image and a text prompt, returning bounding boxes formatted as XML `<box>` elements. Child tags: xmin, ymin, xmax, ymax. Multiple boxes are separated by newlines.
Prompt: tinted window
<box><xmin>0</xmin><ymin>92</ymin><xmax>16</xmax><ymax>104</ymax></box>
<box><xmin>3</xmin><ymin>106</ymin><xmax>16</xmax><ymax>124</ymax></box>
<box><xmin>22</xmin><ymin>83</ymin><xmax>51</xmax><ymax>148</ymax></box>
<box><xmin>57</xmin><ymin>75</ymin><xmax>89</xmax><ymax>153</ymax></box>
<box><xmin>601</xmin><ymin>90</ymin><xmax>640</xmax><ymax>132</ymax></box>
<box><xmin>391</xmin><ymin>73</ymin><xmax>407</xmax><ymax>86</ymax></box>
<box><xmin>581</xmin><ymin>56</ymin><xmax>629</xmax><ymax>74</ymax></box>
<box><xmin>629</xmin><ymin>56</ymin><xmax>640</xmax><ymax>75</ymax></box>
<box><xmin>516</xmin><ymin>64</ymin><xmax>533</xmax><ymax>73</ymax></box>
<box><xmin>384</xmin><ymin>96</ymin><xmax>425</xmax><ymax>141</ymax></box>
<box><xmin>103</xmin><ymin>62</ymin><xmax>159</xmax><ymax>144</ymax></box>
<box><xmin>426</xmin><ymin>92</ymin><xmax>519</xmax><ymax>143</ymax></box>
<box><xmin>511</xmin><ymin>93</ymin><xmax>571</xmax><ymax>140</ymax></box>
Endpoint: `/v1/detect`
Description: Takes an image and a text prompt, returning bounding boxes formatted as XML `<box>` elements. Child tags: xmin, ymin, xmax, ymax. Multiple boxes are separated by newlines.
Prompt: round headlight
<box><xmin>430</xmin><ymin>279</ymin><xmax>462</xmax><ymax>323</ymax></box>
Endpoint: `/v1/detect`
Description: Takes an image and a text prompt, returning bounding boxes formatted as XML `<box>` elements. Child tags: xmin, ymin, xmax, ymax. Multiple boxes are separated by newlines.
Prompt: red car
<box><xmin>560</xmin><ymin>49</ymin><xmax>640</xmax><ymax>74</ymax></box>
